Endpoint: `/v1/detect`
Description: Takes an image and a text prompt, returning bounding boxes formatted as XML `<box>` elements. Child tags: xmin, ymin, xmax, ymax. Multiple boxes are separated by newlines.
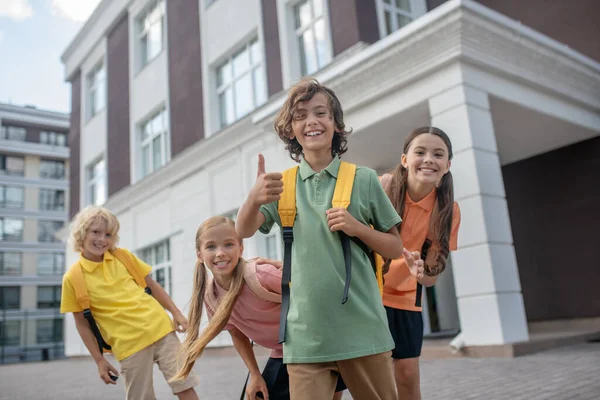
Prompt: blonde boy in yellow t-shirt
<box><xmin>60</xmin><ymin>206</ymin><xmax>199</xmax><ymax>400</ymax></box>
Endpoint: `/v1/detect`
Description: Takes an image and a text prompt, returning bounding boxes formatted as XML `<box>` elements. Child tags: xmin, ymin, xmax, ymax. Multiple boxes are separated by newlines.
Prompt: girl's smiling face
<box><xmin>197</xmin><ymin>223</ymin><xmax>243</xmax><ymax>285</ymax></box>
<box><xmin>402</xmin><ymin>133</ymin><xmax>451</xmax><ymax>186</ymax></box>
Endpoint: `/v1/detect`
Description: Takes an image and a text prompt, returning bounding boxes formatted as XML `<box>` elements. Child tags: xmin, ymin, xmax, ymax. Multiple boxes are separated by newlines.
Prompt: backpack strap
<box><xmin>277</xmin><ymin>166</ymin><xmax>298</xmax><ymax>344</ymax></box>
<box><xmin>332</xmin><ymin>161</ymin><xmax>356</xmax><ymax>304</ymax></box>
<box><xmin>67</xmin><ymin>263</ymin><xmax>112</xmax><ymax>354</ymax></box>
<box><xmin>243</xmin><ymin>261</ymin><xmax>281</xmax><ymax>303</ymax></box>
<box><xmin>112</xmin><ymin>248</ymin><xmax>151</xmax><ymax>294</ymax></box>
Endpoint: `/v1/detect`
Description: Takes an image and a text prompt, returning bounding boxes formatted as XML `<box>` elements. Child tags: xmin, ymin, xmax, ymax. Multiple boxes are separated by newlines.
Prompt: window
<box><xmin>139</xmin><ymin>240</ymin><xmax>171</xmax><ymax>295</ymax></box>
<box><xmin>39</xmin><ymin>159</ymin><xmax>65</xmax><ymax>180</ymax></box>
<box><xmin>216</xmin><ymin>40</ymin><xmax>267</xmax><ymax>129</ymax></box>
<box><xmin>87</xmin><ymin>63</ymin><xmax>106</xmax><ymax>119</ymax></box>
<box><xmin>376</xmin><ymin>0</ymin><xmax>422</xmax><ymax>37</ymax></box>
<box><xmin>0</xmin><ymin>125</ymin><xmax>26</xmax><ymax>142</ymax></box>
<box><xmin>0</xmin><ymin>252</ymin><xmax>22</xmax><ymax>276</ymax></box>
<box><xmin>0</xmin><ymin>185</ymin><xmax>24</xmax><ymax>208</ymax></box>
<box><xmin>0</xmin><ymin>155</ymin><xmax>24</xmax><ymax>176</ymax></box>
<box><xmin>294</xmin><ymin>0</ymin><xmax>331</xmax><ymax>76</ymax></box>
<box><xmin>138</xmin><ymin>0</ymin><xmax>165</xmax><ymax>68</ymax></box>
<box><xmin>39</xmin><ymin>189</ymin><xmax>65</xmax><ymax>211</ymax></box>
<box><xmin>38</xmin><ymin>220</ymin><xmax>64</xmax><ymax>243</ymax></box>
<box><xmin>37</xmin><ymin>253</ymin><xmax>65</xmax><ymax>276</ymax></box>
<box><xmin>40</xmin><ymin>131</ymin><xmax>67</xmax><ymax>147</ymax></box>
<box><xmin>87</xmin><ymin>158</ymin><xmax>106</xmax><ymax>205</ymax></box>
<box><xmin>37</xmin><ymin>286</ymin><xmax>61</xmax><ymax>309</ymax></box>
<box><xmin>0</xmin><ymin>286</ymin><xmax>20</xmax><ymax>309</ymax></box>
<box><xmin>139</xmin><ymin>109</ymin><xmax>170</xmax><ymax>178</ymax></box>
<box><xmin>36</xmin><ymin>319</ymin><xmax>63</xmax><ymax>344</ymax></box>
<box><xmin>0</xmin><ymin>321</ymin><xmax>21</xmax><ymax>346</ymax></box>
<box><xmin>0</xmin><ymin>218</ymin><xmax>23</xmax><ymax>241</ymax></box>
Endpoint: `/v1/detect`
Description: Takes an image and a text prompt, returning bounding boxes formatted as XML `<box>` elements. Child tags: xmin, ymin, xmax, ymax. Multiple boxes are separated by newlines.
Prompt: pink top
<box><xmin>205</xmin><ymin>263</ymin><xmax>283</xmax><ymax>358</ymax></box>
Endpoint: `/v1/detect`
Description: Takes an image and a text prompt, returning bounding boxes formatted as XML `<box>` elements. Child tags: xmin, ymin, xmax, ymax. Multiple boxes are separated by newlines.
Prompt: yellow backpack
<box><xmin>277</xmin><ymin>161</ymin><xmax>384</xmax><ymax>343</ymax></box>
<box><xmin>66</xmin><ymin>248</ymin><xmax>152</xmax><ymax>354</ymax></box>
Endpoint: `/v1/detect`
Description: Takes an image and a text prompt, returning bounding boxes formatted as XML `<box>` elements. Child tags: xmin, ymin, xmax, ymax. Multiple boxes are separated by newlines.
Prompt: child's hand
<box><xmin>246</xmin><ymin>374</ymin><xmax>270</xmax><ymax>400</ymax></box>
<box><xmin>404</xmin><ymin>248</ymin><xmax>424</xmax><ymax>280</ymax></box>
<box><xmin>97</xmin><ymin>358</ymin><xmax>119</xmax><ymax>385</ymax></box>
<box><xmin>326</xmin><ymin>208</ymin><xmax>361</xmax><ymax>236</ymax></box>
<box><xmin>249</xmin><ymin>154</ymin><xmax>283</xmax><ymax>206</ymax></box>
<box><xmin>173</xmin><ymin>312</ymin><xmax>189</xmax><ymax>333</ymax></box>
<box><xmin>249</xmin><ymin>257</ymin><xmax>283</xmax><ymax>269</ymax></box>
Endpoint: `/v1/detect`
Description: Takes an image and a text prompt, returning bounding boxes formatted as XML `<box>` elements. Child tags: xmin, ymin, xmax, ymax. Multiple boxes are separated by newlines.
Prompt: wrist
<box><xmin>93</xmin><ymin>354</ymin><xmax>105</xmax><ymax>364</ymax></box>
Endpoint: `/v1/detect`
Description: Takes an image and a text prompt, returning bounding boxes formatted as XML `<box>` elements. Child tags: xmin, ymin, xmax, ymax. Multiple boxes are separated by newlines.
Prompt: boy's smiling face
<box><xmin>290</xmin><ymin>92</ymin><xmax>336</xmax><ymax>159</ymax></box>
<box><xmin>82</xmin><ymin>219</ymin><xmax>114</xmax><ymax>262</ymax></box>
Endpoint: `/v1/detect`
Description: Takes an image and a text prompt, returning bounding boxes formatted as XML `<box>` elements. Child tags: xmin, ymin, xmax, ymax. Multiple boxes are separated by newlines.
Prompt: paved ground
<box><xmin>1</xmin><ymin>342</ymin><xmax>599</xmax><ymax>399</ymax></box>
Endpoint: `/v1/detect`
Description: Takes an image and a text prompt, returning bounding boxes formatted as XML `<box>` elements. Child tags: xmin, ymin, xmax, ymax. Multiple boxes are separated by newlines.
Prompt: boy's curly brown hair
<box><xmin>274</xmin><ymin>78</ymin><xmax>351</xmax><ymax>162</ymax></box>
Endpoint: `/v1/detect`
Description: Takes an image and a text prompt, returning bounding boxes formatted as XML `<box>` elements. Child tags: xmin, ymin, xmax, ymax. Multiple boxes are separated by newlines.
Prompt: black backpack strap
<box><xmin>339</xmin><ymin>232</ymin><xmax>352</xmax><ymax>304</ymax></box>
<box><xmin>83</xmin><ymin>309</ymin><xmax>112</xmax><ymax>353</ymax></box>
<box><xmin>278</xmin><ymin>227</ymin><xmax>294</xmax><ymax>344</ymax></box>
<box><xmin>415</xmin><ymin>239</ymin><xmax>432</xmax><ymax>307</ymax></box>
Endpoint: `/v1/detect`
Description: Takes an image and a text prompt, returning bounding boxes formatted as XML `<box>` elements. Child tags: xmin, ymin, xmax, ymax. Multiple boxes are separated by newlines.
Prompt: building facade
<box><xmin>0</xmin><ymin>103</ymin><xmax>69</xmax><ymax>364</ymax></box>
<box><xmin>60</xmin><ymin>0</ymin><xmax>600</xmax><ymax>357</ymax></box>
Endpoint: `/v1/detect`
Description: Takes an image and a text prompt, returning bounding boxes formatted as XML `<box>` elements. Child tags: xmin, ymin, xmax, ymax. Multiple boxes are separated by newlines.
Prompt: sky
<box><xmin>0</xmin><ymin>0</ymin><xmax>101</xmax><ymax>114</ymax></box>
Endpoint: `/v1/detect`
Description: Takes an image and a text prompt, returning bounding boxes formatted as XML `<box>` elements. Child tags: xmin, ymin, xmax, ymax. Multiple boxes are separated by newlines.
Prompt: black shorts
<box><xmin>258</xmin><ymin>357</ymin><xmax>347</xmax><ymax>399</ymax></box>
<box><xmin>385</xmin><ymin>306</ymin><xmax>424</xmax><ymax>359</ymax></box>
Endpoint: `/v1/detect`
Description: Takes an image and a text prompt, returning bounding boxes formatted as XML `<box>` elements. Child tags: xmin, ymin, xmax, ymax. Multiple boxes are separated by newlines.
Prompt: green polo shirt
<box><xmin>259</xmin><ymin>157</ymin><xmax>401</xmax><ymax>363</ymax></box>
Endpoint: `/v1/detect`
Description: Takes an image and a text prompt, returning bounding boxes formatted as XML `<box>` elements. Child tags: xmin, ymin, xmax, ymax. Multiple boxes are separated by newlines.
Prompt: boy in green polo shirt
<box><xmin>60</xmin><ymin>206</ymin><xmax>199</xmax><ymax>400</ymax></box>
<box><xmin>236</xmin><ymin>79</ymin><xmax>404</xmax><ymax>400</ymax></box>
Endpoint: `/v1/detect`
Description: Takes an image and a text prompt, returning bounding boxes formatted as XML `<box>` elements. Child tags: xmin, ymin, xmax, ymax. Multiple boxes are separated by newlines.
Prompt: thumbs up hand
<box><xmin>250</xmin><ymin>154</ymin><xmax>283</xmax><ymax>206</ymax></box>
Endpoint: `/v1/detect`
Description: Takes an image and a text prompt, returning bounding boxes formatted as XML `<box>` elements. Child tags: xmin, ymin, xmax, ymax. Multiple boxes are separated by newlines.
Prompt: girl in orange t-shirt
<box><xmin>381</xmin><ymin>126</ymin><xmax>461</xmax><ymax>400</ymax></box>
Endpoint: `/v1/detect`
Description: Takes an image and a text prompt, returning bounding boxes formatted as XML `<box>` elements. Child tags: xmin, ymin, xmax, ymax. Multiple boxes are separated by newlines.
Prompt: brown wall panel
<box><xmin>106</xmin><ymin>13</ymin><xmax>131</xmax><ymax>196</ymax></box>
<box><xmin>262</xmin><ymin>0</ymin><xmax>283</xmax><ymax>96</ymax></box>
<box><xmin>68</xmin><ymin>72</ymin><xmax>81</xmax><ymax>220</ymax></box>
<box><xmin>328</xmin><ymin>0</ymin><xmax>378</xmax><ymax>57</ymax></box>
<box><xmin>166</xmin><ymin>0</ymin><xmax>204</xmax><ymax>157</ymax></box>
<box><xmin>503</xmin><ymin>136</ymin><xmax>600</xmax><ymax>321</ymax></box>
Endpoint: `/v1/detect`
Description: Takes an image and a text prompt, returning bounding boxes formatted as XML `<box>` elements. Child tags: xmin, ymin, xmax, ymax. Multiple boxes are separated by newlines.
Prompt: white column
<box><xmin>428</xmin><ymin>84</ymin><xmax>529</xmax><ymax>346</ymax></box>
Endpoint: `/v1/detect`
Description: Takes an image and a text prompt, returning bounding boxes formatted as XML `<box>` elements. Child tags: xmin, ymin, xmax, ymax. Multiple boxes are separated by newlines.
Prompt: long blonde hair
<box><xmin>172</xmin><ymin>216</ymin><xmax>246</xmax><ymax>380</ymax></box>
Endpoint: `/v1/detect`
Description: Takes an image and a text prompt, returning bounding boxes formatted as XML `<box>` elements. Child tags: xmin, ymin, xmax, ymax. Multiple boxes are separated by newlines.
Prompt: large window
<box><xmin>38</xmin><ymin>220</ymin><xmax>64</xmax><ymax>243</ymax></box>
<box><xmin>216</xmin><ymin>39</ymin><xmax>267</xmax><ymax>129</ymax></box>
<box><xmin>0</xmin><ymin>321</ymin><xmax>21</xmax><ymax>346</ymax></box>
<box><xmin>39</xmin><ymin>189</ymin><xmax>65</xmax><ymax>211</ymax></box>
<box><xmin>139</xmin><ymin>240</ymin><xmax>171</xmax><ymax>295</ymax></box>
<box><xmin>36</xmin><ymin>319</ymin><xmax>63</xmax><ymax>344</ymax></box>
<box><xmin>39</xmin><ymin>159</ymin><xmax>65</xmax><ymax>180</ymax></box>
<box><xmin>40</xmin><ymin>131</ymin><xmax>67</xmax><ymax>147</ymax></box>
<box><xmin>87</xmin><ymin>63</ymin><xmax>106</xmax><ymax>119</ymax></box>
<box><xmin>138</xmin><ymin>0</ymin><xmax>165</xmax><ymax>68</ymax></box>
<box><xmin>0</xmin><ymin>286</ymin><xmax>20</xmax><ymax>309</ymax></box>
<box><xmin>0</xmin><ymin>155</ymin><xmax>24</xmax><ymax>176</ymax></box>
<box><xmin>0</xmin><ymin>252</ymin><xmax>22</xmax><ymax>276</ymax></box>
<box><xmin>0</xmin><ymin>185</ymin><xmax>24</xmax><ymax>208</ymax></box>
<box><xmin>37</xmin><ymin>253</ymin><xmax>65</xmax><ymax>276</ymax></box>
<box><xmin>0</xmin><ymin>125</ymin><xmax>27</xmax><ymax>142</ymax></box>
<box><xmin>37</xmin><ymin>286</ymin><xmax>61</xmax><ymax>309</ymax></box>
<box><xmin>87</xmin><ymin>158</ymin><xmax>106</xmax><ymax>205</ymax></box>
<box><xmin>140</xmin><ymin>109</ymin><xmax>169</xmax><ymax>178</ymax></box>
<box><xmin>294</xmin><ymin>0</ymin><xmax>331</xmax><ymax>76</ymax></box>
<box><xmin>376</xmin><ymin>0</ymin><xmax>422</xmax><ymax>37</ymax></box>
<box><xmin>0</xmin><ymin>218</ymin><xmax>23</xmax><ymax>242</ymax></box>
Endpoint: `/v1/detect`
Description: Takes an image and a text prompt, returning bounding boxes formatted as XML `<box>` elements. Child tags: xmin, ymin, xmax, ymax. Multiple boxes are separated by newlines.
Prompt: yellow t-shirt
<box><xmin>60</xmin><ymin>249</ymin><xmax>174</xmax><ymax>361</ymax></box>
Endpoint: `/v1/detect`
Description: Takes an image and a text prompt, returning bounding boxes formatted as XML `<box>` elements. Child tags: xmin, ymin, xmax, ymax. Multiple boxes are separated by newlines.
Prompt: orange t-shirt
<box><xmin>382</xmin><ymin>188</ymin><xmax>461</xmax><ymax>311</ymax></box>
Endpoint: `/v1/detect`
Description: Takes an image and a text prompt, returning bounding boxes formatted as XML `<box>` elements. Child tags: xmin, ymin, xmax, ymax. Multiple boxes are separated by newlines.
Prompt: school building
<box><xmin>0</xmin><ymin>103</ymin><xmax>70</xmax><ymax>364</ymax></box>
<box><xmin>59</xmin><ymin>0</ymin><xmax>600</xmax><ymax>357</ymax></box>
